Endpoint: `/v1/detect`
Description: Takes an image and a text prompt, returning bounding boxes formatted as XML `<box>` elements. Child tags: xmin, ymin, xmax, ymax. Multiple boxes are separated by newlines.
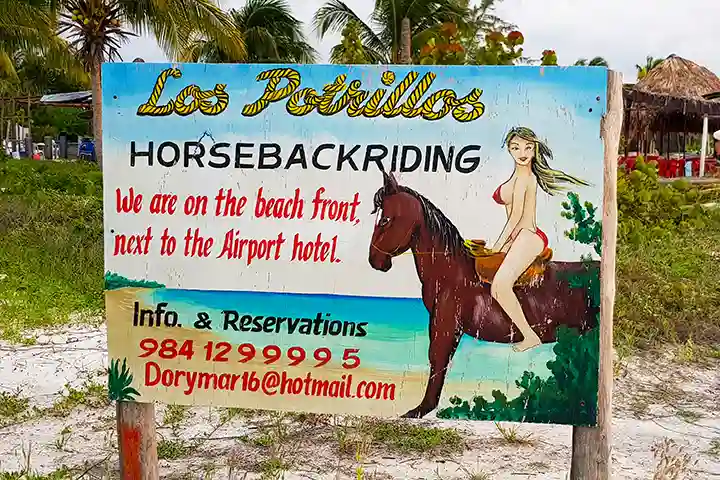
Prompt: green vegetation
<box><xmin>365</xmin><ymin>420</ymin><xmax>463</xmax><ymax>454</ymax></box>
<box><xmin>561</xmin><ymin>192</ymin><xmax>602</xmax><ymax>257</ymax></box>
<box><xmin>157</xmin><ymin>439</ymin><xmax>193</xmax><ymax>460</ymax></box>
<box><xmin>0</xmin><ymin>158</ymin><xmax>101</xmax><ymax>196</ymax></box>
<box><xmin>163</xmin><ymin>404</ymin><xmax>190</xmax><ymax>428</ymax></box>
<box><xmin>0</xmin><ymin>391</ymin><xmax>30</xmax><ymax>427</ymax></box>
<box><xmin>0</xmin><ymin>469</ymin><xmax>72</xmax><ymax>480</ymax></box>
<box><xmin>0</xmin><ymin>159</ymin><xmax>103</xmax><ymax>340</ymax></box>
<box><xmin>182</xmin><ymin>0</ymin><xmax>318</xmax><ymax>64</ymax></box>
<box><xmin>707</xmin><ymin>438</ymin><xmax>720</xmax><ymax>459</ymax></box>
<box><xmin>48</xmin><ymin>382</ymin><xmax>108</xmax><ymax>416</ymax></box>
<box><xmin>618</xmin><ymin>159</ymin><xmax>713</xmax><ymax>240</ymax></box>
<box><xmin>616</xmin><ymin>159</ymin><xmax>720</xmax><ymax>351</ymax></box>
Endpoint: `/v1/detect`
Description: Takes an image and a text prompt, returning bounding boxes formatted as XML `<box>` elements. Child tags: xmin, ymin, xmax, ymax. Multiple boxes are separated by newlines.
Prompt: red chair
<box><xmin>625</xmin><ymin>157</ymin><xmax>636</xmax><ymax>171</ymax></box>
<box><xmin>692</xmin><ymin>159</ymin><xmax>701</xmax><ymax>176</ymax></box>
<box><xmin>707</xmin><ymin>158</ymin><xmax>718</xmax><ymax>174</ymax></box>
<box><xmin>668</xmin><ymin>159</ymin><xmax>679</xmax><ymax>177</ymax></box>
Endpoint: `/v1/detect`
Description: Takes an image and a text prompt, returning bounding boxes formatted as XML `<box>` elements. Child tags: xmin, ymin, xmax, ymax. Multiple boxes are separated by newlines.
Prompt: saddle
<box><xmin>464</xmin><ymin>239</ymin><xmax>552</xmax><ymax>286</ymax></box>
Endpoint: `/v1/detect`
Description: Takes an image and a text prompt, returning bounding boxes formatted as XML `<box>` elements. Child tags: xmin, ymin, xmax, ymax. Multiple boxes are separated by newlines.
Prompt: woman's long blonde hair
<box><xmin>503</xmin><ymin>126</ymin><xmax>589</xmax><ymax>195</ymax></box>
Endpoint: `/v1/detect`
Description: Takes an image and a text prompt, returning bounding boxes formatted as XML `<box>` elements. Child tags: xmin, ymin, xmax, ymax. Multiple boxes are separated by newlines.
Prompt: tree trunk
<box><xmin>400</xmin><ymin>17</ymin><xmax>411</xmax><ymax>64</ymax></box>
<box><xmin>91</xmin><ymin>57</ymin><xmax>103</xmax><ymax>170</ymax></box>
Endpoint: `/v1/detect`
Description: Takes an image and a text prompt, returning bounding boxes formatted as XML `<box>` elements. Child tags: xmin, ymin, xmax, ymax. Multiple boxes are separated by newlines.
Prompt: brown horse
<box><xmin>368</xmin><ymin>171</ymin><xmax>598</xmax><ymax>419</ymax></box>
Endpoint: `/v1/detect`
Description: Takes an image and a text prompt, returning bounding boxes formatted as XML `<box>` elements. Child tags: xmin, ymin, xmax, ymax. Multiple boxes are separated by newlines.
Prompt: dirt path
<box><xmin>1</xmin><ymin>322</ymin><xmax>718</xmax><ymax>479</ymax></box>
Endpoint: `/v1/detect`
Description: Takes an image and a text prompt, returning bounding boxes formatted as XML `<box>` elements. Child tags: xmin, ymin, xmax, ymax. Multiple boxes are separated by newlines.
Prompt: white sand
<box><xmin>0</xmin><ymin>322</ymin><xmax>718</xmax><ymax>479</ymax></box>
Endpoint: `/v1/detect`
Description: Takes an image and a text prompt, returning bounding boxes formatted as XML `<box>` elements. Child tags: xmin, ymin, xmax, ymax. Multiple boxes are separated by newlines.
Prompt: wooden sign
<box><xmin>103</xmin><ymin>64</ymin><xmax>615</xmax><ymax>430</ymax></box>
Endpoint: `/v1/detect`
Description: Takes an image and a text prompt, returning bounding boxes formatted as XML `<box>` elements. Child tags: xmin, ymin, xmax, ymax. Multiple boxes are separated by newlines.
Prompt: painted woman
<box><xmin>490</xmin><ymin>126</ymin><xmax>588</xmax><ymax>352</ymax></box>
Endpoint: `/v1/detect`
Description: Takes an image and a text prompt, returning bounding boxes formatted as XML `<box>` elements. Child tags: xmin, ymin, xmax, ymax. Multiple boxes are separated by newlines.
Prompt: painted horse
<box><xmin>368</xmin><ymin>172</ymin><xmax>598</xmax><ymax>419</ymax></box>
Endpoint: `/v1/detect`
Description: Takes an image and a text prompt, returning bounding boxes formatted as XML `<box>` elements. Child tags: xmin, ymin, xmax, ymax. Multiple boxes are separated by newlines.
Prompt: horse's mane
<box><xmin>372</xmin><ymin>184</ymin><xmax>466</xmax><ymax>256</ymax></box>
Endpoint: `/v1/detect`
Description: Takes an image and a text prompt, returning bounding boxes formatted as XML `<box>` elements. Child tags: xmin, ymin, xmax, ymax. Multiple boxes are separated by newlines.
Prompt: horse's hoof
<box><xmin>512</xmin><ymin>337</ymin><xmax>541</xmax><ymax>352</ymax></box>
<box><xmin>401</xmin><ymin>407</ymin><xmax>425</xmax><ymax>419</ymax></box>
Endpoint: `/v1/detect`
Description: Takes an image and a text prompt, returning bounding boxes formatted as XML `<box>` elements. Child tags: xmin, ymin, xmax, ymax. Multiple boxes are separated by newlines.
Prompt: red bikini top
<box><xmin>492</xmin><ymin>185</ymin><xmax>506</xmax><ymax>205</ymax></box>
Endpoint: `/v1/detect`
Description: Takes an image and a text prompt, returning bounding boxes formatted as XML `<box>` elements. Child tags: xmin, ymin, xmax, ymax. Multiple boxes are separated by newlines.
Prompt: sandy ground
<box><xmin>0</xmin><ymin>321</ymin><xmax>718</xmax><ymax>479</ymax></box>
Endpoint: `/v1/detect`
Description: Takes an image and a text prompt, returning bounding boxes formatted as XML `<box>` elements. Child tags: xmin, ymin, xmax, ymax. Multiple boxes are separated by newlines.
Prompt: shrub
<box><xmin>615</xmin><ymin>160</ymin><xmax>720</xmax><ymax>349</ymax></box>
<box><xmin>617</xmin><ymin>159</ymin><xmax>711</xmax><ymax>242</ymax></box>
<box><xmin>0</xmin><ymin>158</ymin><xmax>102</xmax><ymax>197</ymax></box>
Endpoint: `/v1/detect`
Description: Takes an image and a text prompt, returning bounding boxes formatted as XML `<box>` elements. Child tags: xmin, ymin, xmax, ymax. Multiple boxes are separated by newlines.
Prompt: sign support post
<box><xmin>117</xmin><ymin>401</ymin><xmax>159</xmax><ymax>480</ymax></box>
<box><xmin>569</xmin><ymin>70</ymin><xmax>623</xmax><ymax>480</ymax></box>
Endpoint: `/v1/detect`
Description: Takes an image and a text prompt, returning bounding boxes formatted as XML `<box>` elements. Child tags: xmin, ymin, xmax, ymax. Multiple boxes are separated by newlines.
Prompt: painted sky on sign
<box><xmin>103</xmin><ymin>63</ymin><xmax>606</xmax><ymax>151</ymax></box>
<box><xmin>102</xmin><ymin>63</ymin><xmax>606</xmax><ymax>295</ymax></box>
<box><xmin>103</xmin><ymin>63</ymin><xmax>606</xmax><ymax>264</ymax></box>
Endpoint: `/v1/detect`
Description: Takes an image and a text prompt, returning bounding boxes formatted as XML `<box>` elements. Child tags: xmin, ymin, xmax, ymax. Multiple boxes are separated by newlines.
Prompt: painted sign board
<box><xmin>103</xmin><ymin>63</ymin><xmax>607</xmax><ymax>426</ymax></box>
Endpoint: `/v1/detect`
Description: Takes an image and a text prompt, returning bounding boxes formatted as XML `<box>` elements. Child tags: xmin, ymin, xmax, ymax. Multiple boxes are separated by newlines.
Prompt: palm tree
<box><xmin>330</xmin><ymin>21</ymin><xmax>368</xmax><ymax>64</ymax></box>
<box><xmin>182</xmin><ymin>0</ymin><xmax>317</xmax><ymax>64</ymax></box>
<box><xmin>574</xmin><ymin>56</ymin><xmax>609</xmax><ymax>67</ymax></box>
<box><xmin>456</xmin><ymin>0</ymin><xmax>515</xmax><ymax>62</ymax></box>
<box><xmin>56</xmin><ymin>0</ymin><xmax>245</xmax><ymax>170</ymax></box>
<box><xmin>636</xmin><ymin>55</ymin><xmax>663</xmax><ymax>80</ymax></box>
<box><xmin>0</xmin><ymin>0</ymin><xmax>80</xmax><ymax>83</ymax></box>
<box><xmin>314</xmin><ymin>0</ymin><xmax>468</xmax><ymax>64</ymax></box>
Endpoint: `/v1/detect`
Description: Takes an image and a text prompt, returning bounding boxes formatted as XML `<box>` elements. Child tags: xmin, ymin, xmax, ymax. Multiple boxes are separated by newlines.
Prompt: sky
<box><xmin>116</xmin><ymin>0</ymin><xmax>720</xmax><ymax>82</ymax></box>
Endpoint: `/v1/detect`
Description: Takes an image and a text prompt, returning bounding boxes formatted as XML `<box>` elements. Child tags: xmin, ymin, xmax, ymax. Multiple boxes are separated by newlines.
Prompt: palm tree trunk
<box><xmin>400</xmin><ymin>17</ymin><xmax>411</xmax><ymax>64</ymax></box>
<box><xmin>90</xmin><ymin>57</ymin><xmax>103</xmax><ymax>170</ymax></box>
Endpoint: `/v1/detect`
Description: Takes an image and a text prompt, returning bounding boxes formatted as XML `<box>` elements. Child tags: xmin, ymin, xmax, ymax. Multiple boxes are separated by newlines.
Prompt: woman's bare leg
<box><xmin>491</xmin><ymin>229</ymin><xmax>544</xmax><ymax>352</ymax></box>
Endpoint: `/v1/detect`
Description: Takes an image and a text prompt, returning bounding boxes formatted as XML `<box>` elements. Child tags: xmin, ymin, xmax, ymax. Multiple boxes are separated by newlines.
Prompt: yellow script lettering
<box><xmin>136</xmin><ymin>68</ymin><xmax>229</xmax><ymax>117</ymax></box>
<box><xmin>242</xmin><ymin>68</ymin><xmax>486</xmax><ymax>122</ymax></box>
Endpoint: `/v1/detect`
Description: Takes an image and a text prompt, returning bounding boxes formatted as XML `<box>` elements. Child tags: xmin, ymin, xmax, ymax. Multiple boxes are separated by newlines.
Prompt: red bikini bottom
<box><xmin>509</xmin><ymin>227</ymin><xmax>549</xmax><ymax>250</ymax></box>
<box><xmin>535</xmin><ymin>228</ymin><xmax>549</xmax><ymax>249</ymax></box>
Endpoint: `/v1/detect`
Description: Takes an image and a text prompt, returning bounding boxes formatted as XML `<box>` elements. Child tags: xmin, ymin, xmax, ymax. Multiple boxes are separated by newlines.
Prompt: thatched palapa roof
<box><xmin>635</xmin><ymin>55</ymin><xmax>720</xmax><ymax>101</ymax></box>
<box><xmin>624</xmin><ymin>55</ymin><xmax>720</xmax><ymax>134</ymax></box>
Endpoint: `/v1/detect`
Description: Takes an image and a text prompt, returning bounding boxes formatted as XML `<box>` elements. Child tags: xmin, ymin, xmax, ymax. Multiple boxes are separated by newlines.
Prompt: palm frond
<box><xmin>185</xmin><ymin>0</ymin><xmax>316</xmax><ymax>64</ymax></box>
<box><xmin>119</xmin><ymin>0</ymin><xmax>246</xmax><ymax>62</ymax></box>
<box><xmin>313</xmin><ymin>0</ymin><xmax>386</xmax><ymax>55</ymax></box>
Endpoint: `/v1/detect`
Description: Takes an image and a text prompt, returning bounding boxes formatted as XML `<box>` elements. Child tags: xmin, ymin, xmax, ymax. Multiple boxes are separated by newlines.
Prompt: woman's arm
<box><xmin>492</xmin><ymin>176</ymin><xmax>529</xmax><ymax>251</ymax></box>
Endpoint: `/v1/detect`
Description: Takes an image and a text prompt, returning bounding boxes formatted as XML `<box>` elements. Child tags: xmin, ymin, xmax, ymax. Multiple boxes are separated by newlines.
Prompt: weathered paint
<box><xmin>118</xmin><ymin>423</ymin><xmax>142</xmax><ymax>480</ymax></box>
<box><xmin>102</xmin><ymin>63</ymin><xmax>607</xmax><ymax>426</ymax></box>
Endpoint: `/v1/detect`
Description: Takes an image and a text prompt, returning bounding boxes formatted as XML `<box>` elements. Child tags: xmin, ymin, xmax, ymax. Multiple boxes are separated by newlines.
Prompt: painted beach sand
<box><xmin>107</xmin><ymin>287</ymin><xmax>557</xmax><ymax>416</ymax></box>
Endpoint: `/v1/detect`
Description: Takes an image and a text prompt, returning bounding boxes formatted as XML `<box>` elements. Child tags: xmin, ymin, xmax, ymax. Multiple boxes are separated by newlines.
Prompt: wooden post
<box><xmin>569</xmin><ymin>70</ymin><xmax>622</xmax><ymax>480</ymax></box>
<box><xmin>0</xmin><ymin>99</ymin><xmax>4</xmax><ymax>144</ymax></box>
<box><xmin>10</xmin><ymin>98</ymin><xmax>15</xmax><ymax>142</ymax></box>
<box><xmin>117</xmin><ymin>402</ymin><xmax>158</xmax><ymax>480</ymax></box>
<box><xmin>399</xmin><ymin>17</ymin><xmax>411</xmax><ymax>64</ymax></box>
<box><xmin>26</xmin><ymin>93</ymin><xmax>31</xmax><ymax>142</ymax></box>
<box><xmin>699</xmin><ymin>115</ymin><xmax>709</xmax><ymax>177</ymax></box>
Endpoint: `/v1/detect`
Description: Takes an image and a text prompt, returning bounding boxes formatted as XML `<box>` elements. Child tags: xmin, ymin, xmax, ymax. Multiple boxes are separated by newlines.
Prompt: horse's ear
<box><xmin>383</xmin><ymin>170</ymin><xmax>399</xmax><ymax>194</ymax></box>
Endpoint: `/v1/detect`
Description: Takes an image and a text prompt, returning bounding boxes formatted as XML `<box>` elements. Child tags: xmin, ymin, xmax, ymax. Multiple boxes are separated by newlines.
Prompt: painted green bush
<box><xmin>438</xmin><ymin>326</ymin><xmax>599</xmax><ymax>425</ymax></box>
<box><xmin>562</xmin><ymin>191</ymin><xmax>602</xmax><ymax>256</ymax></box>
<box><xmin>108</xmin><ymin>358</ymin><xmax>140</xmax><ymax>402</ymax></box>
<box><xmin>104</xmin><ymin>271</ymin><xmax>165</xmax><ymax>290</ymax></box>
<box><xmin>437</xmin><ymin>192</ymin><xmax>601</xmax><ymax>425</ymax></box>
